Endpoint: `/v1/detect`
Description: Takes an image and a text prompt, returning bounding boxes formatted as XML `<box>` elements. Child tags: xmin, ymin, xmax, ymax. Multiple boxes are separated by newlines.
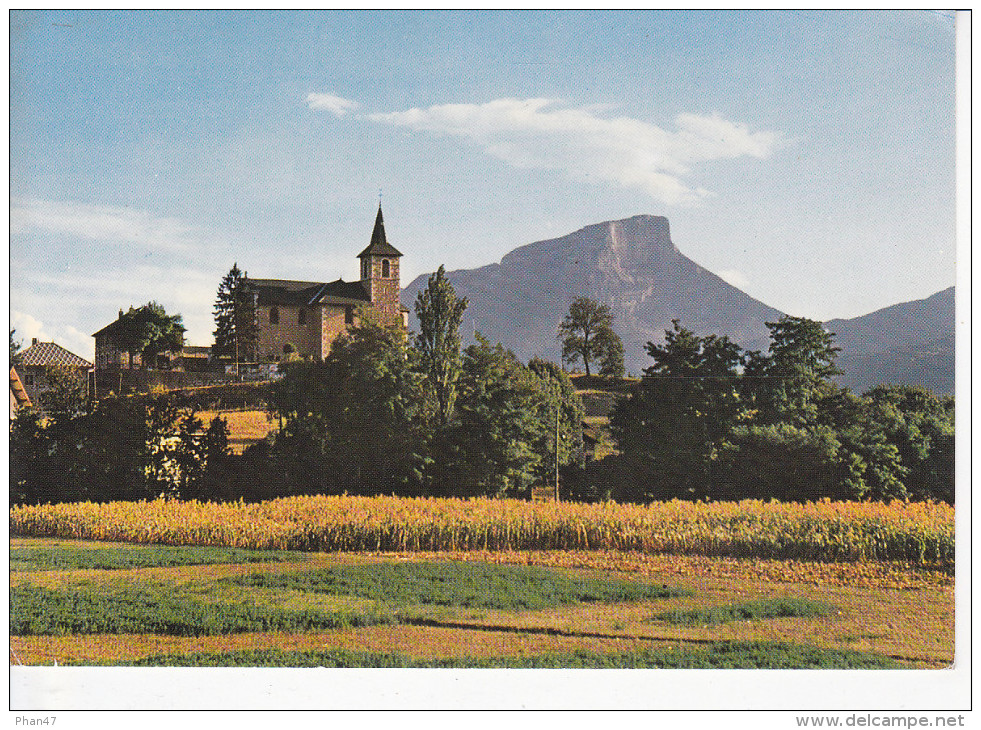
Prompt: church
<box><xmin>249</xmin><ymin>205</ymin><xmax>409</xmax><ymax>362</ymax></box>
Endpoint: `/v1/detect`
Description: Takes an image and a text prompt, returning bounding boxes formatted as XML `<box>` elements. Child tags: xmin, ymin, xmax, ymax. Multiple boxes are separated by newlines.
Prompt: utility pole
<box><xmin>554</xmin><ymin>400</ymin><xmax>560</xmax><ymax>502</ymax></box>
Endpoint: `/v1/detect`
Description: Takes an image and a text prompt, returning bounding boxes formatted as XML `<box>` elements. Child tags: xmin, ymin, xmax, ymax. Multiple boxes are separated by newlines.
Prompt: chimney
<box><xmin>32</xmin><ymin>338</ymin><xmax>38</xmax><ymax>346</ymax></box>
<box><xmin>118</xmin><ymin>309</ymin><xmax>124</xmax><ymax>319</ymax></box>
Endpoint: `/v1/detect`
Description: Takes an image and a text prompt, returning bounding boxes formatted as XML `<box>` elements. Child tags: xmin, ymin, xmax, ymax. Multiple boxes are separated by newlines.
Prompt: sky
<box><xmin>8</xmin><ymin>10</ymin><xmax>960</xmax><ymax>361</ymax></box>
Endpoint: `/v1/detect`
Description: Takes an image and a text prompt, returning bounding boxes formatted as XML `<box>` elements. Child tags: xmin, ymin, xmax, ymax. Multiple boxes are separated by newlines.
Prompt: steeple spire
<box><xmin>371</xmin><ymin>204</ymin><xmax>387</xmax><ymax>248</ymax></box>
<box><xmin>358</xmin><ymin>203</ymin><xmax>403</xmax><ymax>259</ymax></box>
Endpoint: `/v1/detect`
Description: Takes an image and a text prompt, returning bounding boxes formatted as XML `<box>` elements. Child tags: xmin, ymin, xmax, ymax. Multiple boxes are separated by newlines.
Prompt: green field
<box><xmin>10</xmin><ymin>538</ymin><xmax>952</xmax><ymax>669</ymax></box>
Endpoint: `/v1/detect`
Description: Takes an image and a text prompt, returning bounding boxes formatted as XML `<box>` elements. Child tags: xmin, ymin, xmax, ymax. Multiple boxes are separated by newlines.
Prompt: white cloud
<box><xmin>305</xmin><ymin>92</ymin><xmax>361</xmax><ymax>117</ymax></box>
<box><xmin>10</xmin><ymin>310</ymin><xmax>94</xmax><ymax>361</ymax></box>
<box><xmin>10</xmin><ymin>311</ymin><xmax>50</xmax><ymax>344</ymax></box>
<box><xmin>9</xmin><ymin>198</ymin><xmax>200</xmax><ymax>253</ymax></box>
<box><xmin>717</xmin><ymin>268</ymin><xmax>751</xmax><ymax>290</ymax></box>
<box><xmin>12</xmin><ymin>264</ymin><xmax>222</xmax><ymax>356</ymax></box>
<box><xmin>368</xmin><ymin>98</ymin><xmax>781</xmax><ymax>205</ymax></box>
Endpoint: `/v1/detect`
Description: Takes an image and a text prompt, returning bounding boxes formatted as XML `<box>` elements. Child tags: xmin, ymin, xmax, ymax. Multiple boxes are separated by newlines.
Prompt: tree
<box><xmin>114</xmin><ymin>302</ymin><xmax>186</xmax><ymax>368</ymax></box>
<box><xmin>758</xmin><ymin>316</ymin><xmax>842</xmax><ymax>427</ymax></box>
<box><xmin>9</xmin><ymin>389</ymin><xmax>210</xmax><ymax>505</ymax></box>
<box><xmin>36</xmin><ymin>365</ymin><xmax>89</xmax><ymax>421</ymax></box>
<box><xmin>137</xmin><ymin>302</ymin><xmax>186</xmax><ymax>366</ymax></box>
<box><xmin>269</xmin><ymin>316</ymin><xmax>426</xmax><ymax>496</ymax></box>
<box><xmin>10</xmin><ymin>329</ymin><xmax>23</xmax><ymax>368</ymax></box>
<box><xmin>443</xmin><ymin>334</ymin><xmax>583</xmax><ymax>497</ymax></box>
<box><xmin>528</xmin><ymin>356</ymin><xmax>586</xmax><ymax>499</ymax></box>
<box><xmin>866</xmin><ymin>385</ymin><xmax>955</xmax><ymax>502</ymax></box>
<box><xmin>595</xmin><ymin>327</ymin><xmax>625</xmax><ymax>378</ymax></box>
<box><xmin>213</xmin><ymin>263</ymin><xmax>259</xmax><ymax>369</ymax></box>
<box><xmin>609</xmin><ymin>320</ymin><xmax>745</xmax><ymax>501</ymax></box>
<box><xmin>719</xmin><ymin>424</ymin><xmax>849</xmax><ymax>502</ymax></box>
<box><xmin>414</xmin><ymin>266</ymin><xmax>468</xmax><ymax>426</ymax></box>
<box><xmin>558</xmin><ymin>297</ymin><xmax>623</xmax><ymax>377</ymax></box>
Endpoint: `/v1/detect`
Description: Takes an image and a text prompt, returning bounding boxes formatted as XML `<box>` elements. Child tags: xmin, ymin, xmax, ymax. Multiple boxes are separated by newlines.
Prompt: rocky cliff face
<box><xmin>402</xmin><ymin>215</ymin><xmax>785</xmax><ymax>374</ymax></box>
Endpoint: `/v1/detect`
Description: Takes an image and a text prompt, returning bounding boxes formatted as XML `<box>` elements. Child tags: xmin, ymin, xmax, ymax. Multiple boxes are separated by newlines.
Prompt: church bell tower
<box><xmin>358</xmin><ymin>205</ymin><xmax>403</xmax><ymax>321</ymax></box>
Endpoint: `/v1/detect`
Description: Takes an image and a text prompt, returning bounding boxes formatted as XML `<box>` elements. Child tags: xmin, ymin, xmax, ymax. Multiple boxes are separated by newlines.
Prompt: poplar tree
<box><xmin>414</xmin><ymin>266</ymin><xmax>468</xmax><ymax>426</ymax></box>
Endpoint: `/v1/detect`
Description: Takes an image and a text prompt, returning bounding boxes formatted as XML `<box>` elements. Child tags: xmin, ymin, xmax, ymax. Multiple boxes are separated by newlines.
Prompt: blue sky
<box><xmin>9</xmin><ymin>10</ymin><xmax>959</xmax><ymax>360</ymax></box>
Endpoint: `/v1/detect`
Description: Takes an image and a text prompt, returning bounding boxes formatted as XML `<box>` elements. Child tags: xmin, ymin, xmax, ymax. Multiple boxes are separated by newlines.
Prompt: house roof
<box><xmin>357</xmin><ymin>206</ymin><xmax>403</xmax><ymax>259</ymax></box>
<box><xmin>92</xmin><ymin>312</ymin><xmax>126</xmax><ymax>338</ymax></box>
<box><xmin>249</xmin><ymin>278</ymin><xmax>372</xmax><ymax>307</ymax></box>
<box><xmin>20</xmin><ymin>340</ymin><xmax>93</xmax><ymax>369</ymax></box>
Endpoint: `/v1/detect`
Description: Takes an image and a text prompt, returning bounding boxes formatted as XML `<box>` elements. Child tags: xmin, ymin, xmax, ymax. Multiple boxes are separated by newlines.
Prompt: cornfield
<box><xmin>9</xmin><ymin>496</ymin><xmax>953</xmax><ymax>566</ymax></box>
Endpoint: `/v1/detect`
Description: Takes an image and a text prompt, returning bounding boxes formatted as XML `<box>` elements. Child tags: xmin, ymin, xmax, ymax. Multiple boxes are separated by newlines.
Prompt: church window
<box><xmin>269</xmin><ymin>307</ymin><xmax>279</xmax><ymax>325</ymax></box>
<box><xmin>382</xmin><ymin>259</ymin><xmax>390</xmax><ymax>277</ymax></box>
<box><xmin>298</xmin><ymin>309</ymin><xmax>307</xmax><ymax>325</ymax></box>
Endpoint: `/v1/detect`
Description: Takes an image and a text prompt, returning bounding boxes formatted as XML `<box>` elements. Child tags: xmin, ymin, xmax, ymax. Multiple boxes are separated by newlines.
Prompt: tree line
<box><xmin>9</xmin><ymin>276</ymin><xmax>953</xmax><ymax>506</ymax></box>
<box><xmin>9</xmin><ymin>267</ymin><xmax>584</xmax><ymax>505</ymax></box>
<box><xmin>261</xmin><ymin>266</ymin><xmax>584</xmax><ymax>499</ymax></box>
<box><xmin>599</xmin><ymin>318</ymin><xmax>954</xmax><ymax>504</ymax></box>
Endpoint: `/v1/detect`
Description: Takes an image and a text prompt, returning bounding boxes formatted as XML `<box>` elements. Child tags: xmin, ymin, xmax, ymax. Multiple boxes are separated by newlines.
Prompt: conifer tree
<box><xmin>213</xmin><ymin>263</ymin><xmax>259</xmax><ymax>369</ymax></box>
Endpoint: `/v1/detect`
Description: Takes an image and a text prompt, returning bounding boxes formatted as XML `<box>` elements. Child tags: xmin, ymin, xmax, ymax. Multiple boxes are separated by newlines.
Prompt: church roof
<box><xmin>357</xmin><ymin>206</ymin><xmax>403</xmax><ymax>258</ymax></box>
<box><xmin>249</xmin><ymin>278</ymin><xmax>371</xmax><ymax>307</ymax></box>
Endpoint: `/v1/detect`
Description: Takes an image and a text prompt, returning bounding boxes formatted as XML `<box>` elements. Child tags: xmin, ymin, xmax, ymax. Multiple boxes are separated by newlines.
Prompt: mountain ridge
<box><xmin>403</xmin><ymin>215</ymin><xmax>785</xmax><ymax>374</ymax></box>
<box><xmin>401</xmin><ymin>215</ymin><xmax>954</xmax><ymax>393</ymax></box>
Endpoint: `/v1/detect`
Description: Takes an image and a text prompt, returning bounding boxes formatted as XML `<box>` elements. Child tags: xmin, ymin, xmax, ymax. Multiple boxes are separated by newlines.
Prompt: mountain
<box><xmin>824</xmin><ymin>287</ymin><xmax>955</xmax><ymax>395</ymax></box>
<box><xmin>402</xmin><ymin>215</ymin><xmax>785</xmax><ymax>375</ymax></box>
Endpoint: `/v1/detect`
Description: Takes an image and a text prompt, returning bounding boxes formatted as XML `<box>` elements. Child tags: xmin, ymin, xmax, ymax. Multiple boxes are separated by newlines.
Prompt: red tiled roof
<box><xmin>20</xmin><ymin>341</ymin><xmax>93</xmax><ymax>369</ymax></box>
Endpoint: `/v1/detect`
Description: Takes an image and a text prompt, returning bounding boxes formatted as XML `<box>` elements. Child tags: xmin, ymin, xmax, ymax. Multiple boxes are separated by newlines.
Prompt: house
<box><xmin>93</xmin><ymin>313</ymin><xmax>207</xmax><ymax>372</ymax></box>
<box><xmin>92</xmin><ymin>311</ymin><xmax>142</xmax><ymax>370</ymax></box>
<box><xmin>18</xmin><ymin>338</ymin><xmax>94</xmax><ymax>405</ymax></box>
<box><xmin>9</xmin><ymin>367</ymin><xmax>32</xmax><ymax>420</ymax></box>
<box><xmin>92</xmin><ymin>312</ymin><xmax>164</xmax><ymax>370</ymax></box>
<box><xmin>248</xmin><ymin>205</ymin><xmax>410</xmax><ymax>362</ymax></box>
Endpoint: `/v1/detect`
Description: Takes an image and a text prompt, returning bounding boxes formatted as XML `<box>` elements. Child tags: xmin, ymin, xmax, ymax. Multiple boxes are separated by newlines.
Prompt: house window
<box><xmin>345</xmin><ymin>306</ymin><xmax>354</xmax><ymax>325</ymax></box>
<box><xmin>382</xmin><ymin>259</ymin><xmax>390</xmax><ymax>278</ymax></box>
<box><xmin>270</xmin><ymin>307</ymin><xmax>279</xmax><ymax>325</ymax></box>
<box><xmin>298</xmin><ymin>308</ymin><xmax>307</xmax><ymax>325</ymax></box>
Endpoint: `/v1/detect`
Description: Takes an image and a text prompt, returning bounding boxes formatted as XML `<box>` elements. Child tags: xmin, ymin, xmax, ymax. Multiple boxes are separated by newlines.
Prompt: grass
<box><xmin>197</xmin><ymin>409</ymin><xmax>276</xmax><ymax>454</ymax></box>
<box><xmin>227</xmin><ymin>560</ymin><xmax>692</xmax><ymax>610</ymax></box>
<box><xmin>98</xmin><ymin>641</ymin><xmax>905</xmax><ymax>669</ymax></box>
<box><xmin>10</xmin><ymin>583</ymin><xmax>392</xmax><ymax>636</ymax></box>
<box><xmin>10</xmin><ymin>544</ymin><xmax>307</xmax><ymax>572</ymax></box>
<box><xmin>653</xmin><ymin>598</ymin><xmax>837</xmax><ymax>626</ymax></box>
<box><xmin>9</xmin><ymin>538</ymin><xmax>953</xmax><ymax>669</ymax></box>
